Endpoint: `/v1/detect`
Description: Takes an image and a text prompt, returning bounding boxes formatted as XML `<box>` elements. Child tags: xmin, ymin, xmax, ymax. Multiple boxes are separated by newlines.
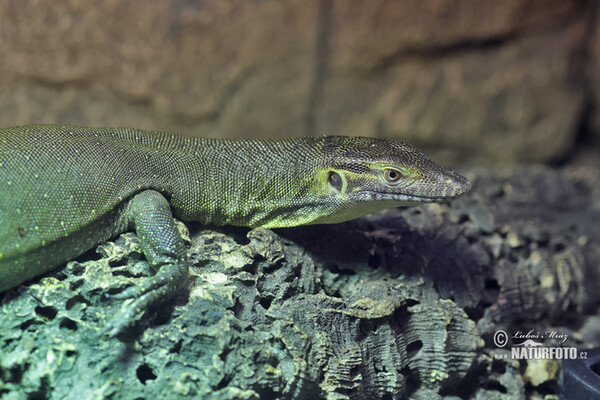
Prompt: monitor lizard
<box><xmin>0</xmin><ymin>125</ymin><xmax>471</xmax><ymax>336</ymax></box>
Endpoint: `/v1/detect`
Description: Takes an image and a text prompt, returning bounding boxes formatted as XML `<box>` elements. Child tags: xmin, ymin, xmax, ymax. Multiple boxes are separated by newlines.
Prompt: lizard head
<box><xmin>311</xmin><ymin>136</ymin><xmax>471</xmax><ymax>224</ymax></box>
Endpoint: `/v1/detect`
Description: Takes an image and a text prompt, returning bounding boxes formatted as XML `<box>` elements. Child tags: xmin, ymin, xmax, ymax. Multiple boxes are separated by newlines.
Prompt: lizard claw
<box><xmin>100</xmin><ymin>262</ymin><xmax>187</xmax><ymax>338</ymax></box>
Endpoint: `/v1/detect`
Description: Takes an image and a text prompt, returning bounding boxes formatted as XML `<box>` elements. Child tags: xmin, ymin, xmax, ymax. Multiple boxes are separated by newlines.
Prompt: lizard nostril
<box><xmin>462</xmin><ymin>178</ymin><xmax>472</xmax><ymax>193</ymax></box>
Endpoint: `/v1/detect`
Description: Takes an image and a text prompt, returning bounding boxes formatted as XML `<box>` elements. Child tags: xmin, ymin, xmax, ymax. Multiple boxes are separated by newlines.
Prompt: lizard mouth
<box><xmin>358</xmin><ymin>189</ymin><xmax>467</xmax><ymax>204</ymax></box>
<box><xmin>365</xmin><ymin>192</ymin><xmax>450</xmax><ymax>203</ymax></box>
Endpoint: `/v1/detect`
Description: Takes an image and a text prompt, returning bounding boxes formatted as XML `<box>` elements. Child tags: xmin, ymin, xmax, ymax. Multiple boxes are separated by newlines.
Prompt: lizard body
<box><xmin>0</xmin><ymin>125</ymin><xmax>470</xmax><ymax>335</ymax></box>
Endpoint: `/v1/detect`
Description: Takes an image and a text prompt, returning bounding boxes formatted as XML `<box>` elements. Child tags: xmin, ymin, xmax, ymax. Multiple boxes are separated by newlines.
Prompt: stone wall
<box><xmin>0</xmin><ymin>0</ymin><xmax>597</xmax><ymax>163</ymax></box>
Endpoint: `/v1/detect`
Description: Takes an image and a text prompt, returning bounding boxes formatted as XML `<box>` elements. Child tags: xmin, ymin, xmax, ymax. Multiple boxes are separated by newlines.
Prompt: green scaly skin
<box><xmin>0</xmin><ymin>125</ymin><xmax>471</xmax><ymax>336</ymax></box>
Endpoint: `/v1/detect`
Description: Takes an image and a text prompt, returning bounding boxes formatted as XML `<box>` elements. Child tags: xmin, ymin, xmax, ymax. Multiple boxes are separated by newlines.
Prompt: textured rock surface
<box><xmin>1</xmin><ymin>164</ymin><xmax>599</xmax><ymax>399</ymax></box>
<box><xmin>0</xmin><ymin>0</ymin><xmax>597</xmax><ymax>163</ymax></box>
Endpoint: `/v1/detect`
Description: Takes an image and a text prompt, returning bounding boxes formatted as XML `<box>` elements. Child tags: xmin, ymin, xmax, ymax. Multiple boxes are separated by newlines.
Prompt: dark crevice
<box><xmin>136</xmin><ymin>363</ymin><xmax>157</xmax><ymax>384</ymax></box>
<box><xmin>216</xmin><ymin>374</ymin><xmax>232</xmax><ymax>390</ymax></box>
<box><xmin>19</xmin><ymin>319</ymin><xmax>36</xmax><ymax>331</ymax></box>
<box><xmin>66</xmin><ymin>294</ymin><xmax>90</xmax><ymax>310</ymax></box>
<box><xmin>491</xmin><ymin>359</ymin><xmax>507</xmax><ymax>375</ymax></box>
<box><xmin>484</xmin><ymin>380</ymin><xmax>508</xmax><ymax>393</ymax></box>
<box><xmin>369</xmin><ymin>34</ymin><xmax>514</xmax><ymax>74</ymax></box>
<box><xmin>59</xmin><ymin>318</ymin><xmax>78</xmax><ymax>331</ymax></box>
<box><xmin>35</xmin><ymin>306</ymin><xmax>58</xmax><ymax>321</ymax></box>
<box><xmin>400</xmin><ymin>366</ymin><xmax>421</xmax><ymax>396</ymax></box>
<box><xmin>464</xmin><ymin>305</ymin><xmax>484</xmax><ymax>321</ymax></box>
<box><xmin>326</xmin><ymin>263</ymin><xmax>356</xmax><ymax>276</ymax></box>
<box><xmin>259</xmin><ymin>295</ymin><xmax>273</xmax><ymax>310</ymax></box>
<box><xmin>304</xmin><ymin>0</ymin><xmax>332</xmax><ymax>136</ymax></box>
<box><xmin>406</xmin><ymin>340</ymin><xmax>423</xmax><ymax>359</ymax></box>
<box><xmin>170</xmin><ymin>340</ymin><xmax>183</xmax><ymax>354</ymax></box>
<box><xmin>232</xmin><ymin>298</ymin><xmax>244</xmax><ymax>319</ymax></box>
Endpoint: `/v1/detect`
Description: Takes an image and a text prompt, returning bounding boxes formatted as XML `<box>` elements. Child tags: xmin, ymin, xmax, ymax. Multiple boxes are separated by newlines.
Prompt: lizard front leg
<box><xmin>102</xmin><ymin>189</ymin><xmax>189</xmax><ymax>337</ymax></box>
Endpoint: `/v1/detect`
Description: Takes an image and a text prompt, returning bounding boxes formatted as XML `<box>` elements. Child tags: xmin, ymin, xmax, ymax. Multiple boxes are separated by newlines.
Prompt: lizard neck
<box><xmin>167</xmin><ymin>136</ymin><xmax>334</xmax><ymax>228</ymax></box>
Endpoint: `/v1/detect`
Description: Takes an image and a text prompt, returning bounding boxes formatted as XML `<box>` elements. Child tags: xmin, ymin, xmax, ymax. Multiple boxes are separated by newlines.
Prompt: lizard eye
<box><xmin>383</xmin><ymin>168</ymin><xmax>402</xmax><ymax>183</ymax></box>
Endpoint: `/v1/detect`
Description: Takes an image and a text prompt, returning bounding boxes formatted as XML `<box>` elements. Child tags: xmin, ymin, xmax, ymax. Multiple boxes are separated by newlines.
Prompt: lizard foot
<box><xmin>100</xmin><ymin>261</ymin><xmax>188</xmax><ymax>338</ymax></box>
